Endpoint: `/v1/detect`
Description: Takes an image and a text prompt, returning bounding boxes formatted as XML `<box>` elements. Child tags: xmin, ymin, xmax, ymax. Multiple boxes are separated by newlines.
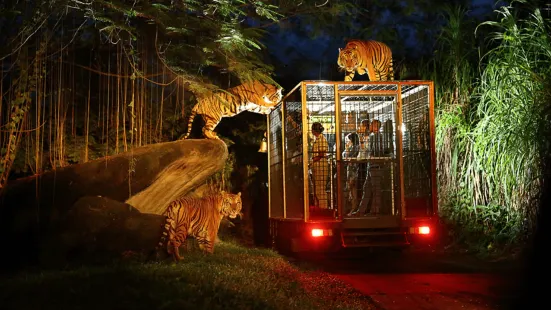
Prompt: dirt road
<box><xmin>299</xmin><ymin>249</ymin><xmax>521</xmax><ymax>310</ymax></box>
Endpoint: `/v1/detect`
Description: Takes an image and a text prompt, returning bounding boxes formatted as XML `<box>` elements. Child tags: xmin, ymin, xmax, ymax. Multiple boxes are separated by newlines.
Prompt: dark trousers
<box><xmin>358</xmin><ymin>164</ymin><xmax>382</xmax><ymax>214</ymax></box>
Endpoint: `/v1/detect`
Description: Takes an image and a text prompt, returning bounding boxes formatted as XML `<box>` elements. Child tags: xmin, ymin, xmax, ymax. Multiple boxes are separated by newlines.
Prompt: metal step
<box><xmin>341</xmin><ymin>230</ymin><xmax>409</xmax><ymax>248</ymax></box>
<box><xmin>342</xmin><ymin>231</ymin><xmax>404</xmax><ymax>237</ymax></box>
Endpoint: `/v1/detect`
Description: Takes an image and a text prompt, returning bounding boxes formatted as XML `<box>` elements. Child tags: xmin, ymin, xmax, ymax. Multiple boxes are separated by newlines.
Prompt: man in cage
<box><xmin>346</xmin><ymin>119</ymin><xmax>369</xmax><ymax>215</ymax></box>
<box><xmin>383</xmin><ymin>119</ymin><xmax>394</xmax><ymax>156</ymax></box>
<box><xmin>342</xmin><ymin>132</ymin><xmax>360</xmax><ymax>215</ymax></box>
<box><xmin>310</xmin><ymin>122</ymin><xmax>329</xmax><ymax>209</ymax></box>
<box><xmin>349</xmin><ymin>119</ymin><xmax>384</xmax><ymax>216</ymax></box>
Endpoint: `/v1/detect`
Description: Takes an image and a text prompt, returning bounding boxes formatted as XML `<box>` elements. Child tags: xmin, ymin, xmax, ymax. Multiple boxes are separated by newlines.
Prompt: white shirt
<box><xmin>357</xmin><ymin>134</ymin><xmax>369</xmax><ymax>160</ymax></box>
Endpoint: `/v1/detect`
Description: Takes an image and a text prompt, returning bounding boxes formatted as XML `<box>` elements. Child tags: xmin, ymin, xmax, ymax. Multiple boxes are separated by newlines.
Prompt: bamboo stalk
<box><xmin>130</xmin><ymin>71</ymin><xmax>135</xmax><ymax>149</ymax></box>
<box><xmin>99</xmin><ymin>59</ymin><xmax>103</xmax><ymax>158</ymax></box>
<box><xmin>85</xmin><ymin>60</ymin><xmax>91</xmax><ymax>163</ymax></box>
<box><xmin>106</xmin><ymin>48</ymin><xmax>111</xmax><ymax>157</ymax></box>
<box><xmin>34</xmin><ymin>42</ymin><xmax>42</xmax><ymax>174</ymax></box>
<box><xmin>57</xmin><ymin>49</ymin><xmax>63</xmax><ymax>166</ymax></box>
<box><xmin>122</xmin><ymin>55</ymin><xmax>128</xmax><ymax>152</ymax></box>
<box><xmin>138</xmin><ymin>45</ymin><xmax>145</xmax><ymax>146</ymax></box>
<box><xmin>48</xmin><ymin>50</ymin><xmax>54</xmax><ymax>169</ymax></box>
<box><xmin>158</xmin><ymin>64</ymin><xmax>165</xmax><ymax>141</ymax></box>
<box><xmin>116</xmin><ymin>44</ymin><xmax>121</xmax><ymax>154</ymax></box>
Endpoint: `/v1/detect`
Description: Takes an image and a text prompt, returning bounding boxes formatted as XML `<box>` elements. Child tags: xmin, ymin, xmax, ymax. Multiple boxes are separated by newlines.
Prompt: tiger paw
<box><xmin>204</xmin><ymin>132</ymin><xmax>220</xmax><ymax>139</ymax></box>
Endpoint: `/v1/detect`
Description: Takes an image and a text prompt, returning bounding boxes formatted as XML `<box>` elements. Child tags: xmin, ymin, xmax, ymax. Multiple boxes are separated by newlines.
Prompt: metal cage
<box><xmin>268</xmin><ymin>81</ymin><xmax>437</xmax><ymax>224</ymax></box>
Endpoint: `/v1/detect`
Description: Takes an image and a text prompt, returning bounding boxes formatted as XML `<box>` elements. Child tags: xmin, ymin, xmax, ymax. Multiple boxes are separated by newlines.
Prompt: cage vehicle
<box><xmin>267</xmin><ymin>81</ymin><xmax>437</xmax><ymax>253</ymax></box>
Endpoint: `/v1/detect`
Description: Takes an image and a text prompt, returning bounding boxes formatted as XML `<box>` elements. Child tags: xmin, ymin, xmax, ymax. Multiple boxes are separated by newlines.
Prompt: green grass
<box><xmin>0</xmin><ymin>240</ymin><xmax>375</xmax><ymax>310</ymax></box>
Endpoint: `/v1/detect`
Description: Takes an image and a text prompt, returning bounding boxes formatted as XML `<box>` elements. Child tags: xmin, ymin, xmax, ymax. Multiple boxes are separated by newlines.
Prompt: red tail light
<box><xmin>311</xmin><ymin>229</ymin><xmax>333</xmax><ymax>237</ymax></box>
<box><xmin>311</xmin><ymin>229</ymin><xmax>323</xmax><ymax>237</ymax></box>
<box><xmin>418</xmin><ymin>226</ymin><xmax>430</xmax><ymax>235</ymax></box>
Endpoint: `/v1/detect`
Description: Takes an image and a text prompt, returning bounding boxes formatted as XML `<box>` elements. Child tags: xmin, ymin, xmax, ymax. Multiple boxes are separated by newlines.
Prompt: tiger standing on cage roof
<box><xmin>156</xmin><ymin>191</ymin><xmax>242</xmax><ymax>261</ymax></box>
<box><xmin>180</xmin><ymin>80</ymin><xmax>283</xmax><ymax>140</ymax></box>
<box><xmin>337</xmin><ymin>39</ymin><xmax>394</xmax><ymax>82</ymax></box>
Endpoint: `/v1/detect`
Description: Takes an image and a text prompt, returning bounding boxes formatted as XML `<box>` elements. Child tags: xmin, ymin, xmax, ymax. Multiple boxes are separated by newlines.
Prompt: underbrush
<box><xmin>428</xmin><ymin>2</ymin><xmax>550</xmax><ymax>258</ymax></box>
<box><xmin>0</xmin><ymin>239</ymin><xmax>376</xmax><ymax>310</ymax></box>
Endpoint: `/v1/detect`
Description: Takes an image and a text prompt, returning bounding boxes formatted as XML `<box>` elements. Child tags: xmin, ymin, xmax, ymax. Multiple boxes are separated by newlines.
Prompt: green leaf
<box><xmin>151</xmin><ymin>3</ymin><xmax>171</xmax><ymax>11</ymax></box>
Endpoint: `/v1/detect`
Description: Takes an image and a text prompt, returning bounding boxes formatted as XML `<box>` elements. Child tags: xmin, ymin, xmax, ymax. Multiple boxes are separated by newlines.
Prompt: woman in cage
<box><xmin>310</xmin><ymin>122</ymin><xmax>329</xmax><ymax>209</ymax></box>
<box><xmin>343</xmin><ymin>132</ymin><xmax>360</xmax><ymax>214</ymax></box>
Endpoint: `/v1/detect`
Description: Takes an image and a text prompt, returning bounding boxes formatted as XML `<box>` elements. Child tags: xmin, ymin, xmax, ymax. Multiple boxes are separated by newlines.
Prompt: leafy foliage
<box><xmin>0</xmin><ymin>0</ymin><xmax>366</xmax><ymax>186</ymax></box>
<box><xmin>417</xmin><ymin>1</ymin><xmax>550</xmax><ymax>254</ymax></box>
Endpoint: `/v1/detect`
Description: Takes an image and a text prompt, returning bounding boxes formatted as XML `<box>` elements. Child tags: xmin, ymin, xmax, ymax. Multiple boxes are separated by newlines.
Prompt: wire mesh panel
<box><xmin>268</xmin><ymin>80</ymin><xmax>435</xmax><ymax>223</ymax></box>
<box><xmin>268</xmin><ymin>105</ymin><xmax>284</xmax><ymax>218</ymax></box>
<box><xmin>401</xmin><ymin>85</ymin><xmax>433</xmax><ymax>217</ymax></box>
<box><xmin>305</xmin><ymin>83</ymin><xmax>337</xmax><ymax>219</ymax></box>
<box><xmin>284</xmin><ymin>90</ymin><xmax>305</xmax><ymax>219</ymax></box>
<box><xmin>338</xmin><ymin>83</ymin><xmax>398</xmax><ymax>92</ymax></box>
<box><xmin>339</xmin><ymin>95</ymin><xmax>397</xmax><ymax>217</ymax></box>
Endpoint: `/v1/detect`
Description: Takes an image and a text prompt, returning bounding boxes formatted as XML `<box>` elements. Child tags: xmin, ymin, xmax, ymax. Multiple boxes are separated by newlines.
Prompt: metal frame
<box><xmin>334</xmin><ymin>84</ymin><xmax>343</xmax><ymax>221</ymax></box>
<box><xmin>268</xmin><ymin>80</ymin><xmax>437</xmax><ymax>224</ymax></box>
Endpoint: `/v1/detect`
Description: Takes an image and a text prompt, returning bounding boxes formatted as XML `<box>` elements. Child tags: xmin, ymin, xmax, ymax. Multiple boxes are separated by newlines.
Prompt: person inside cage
<box><xmin>310</xmin><ymin>122</ymin><xmax>329</xmax><ymax>209</ymax></box>
<box><xmin>342</xmin><ymin>132</ymin><xmax>360</xmax><ymax>215</ymax></box>
<box><xmin>287</xmin><ymin>109</ymin><xmax>316</xmax><ymax>200</ymax></box>
<box><xmin>382</xmin><ymin>119</ymin><xmax>394</xmax><ymax>156</ymax></box>
<box><xmin>349</xmin><ymin>119</ymin><xmax>383</xmax><ymax>215</ymax></box>
<box><xmin>347</xmin><ymin>119</ymin><xmax>369</xmax><ymax>216</ymax></box>
<box><xmin>286</xmin><ymin>110</ymin><xmax>303</xmax><ymax>164</ymax></box>
<box><xmin>357</xmin><ymin>119</ymin><xmax>370</xmax><ymax>160</ymax></box>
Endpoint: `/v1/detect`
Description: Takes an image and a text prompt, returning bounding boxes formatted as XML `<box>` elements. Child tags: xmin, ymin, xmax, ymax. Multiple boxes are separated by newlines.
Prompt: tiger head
<box><xmin>263</xmin><ymin>85</ymin><xmax>283</xmax><ymax>105</ymax></box>
<box><xmin>249</xmin><ymin>81</ymin><xmax>283</xmax><ymax>106</ymax></box>
<box><xmin>220</xmin><ymin>191</ymin><xmax>243</xmax><ymax>219</ymax></box>
<box><xmin>337</xmin><ymin>46</ymin><xmax>360</xmax><ymax>73</ymax></box>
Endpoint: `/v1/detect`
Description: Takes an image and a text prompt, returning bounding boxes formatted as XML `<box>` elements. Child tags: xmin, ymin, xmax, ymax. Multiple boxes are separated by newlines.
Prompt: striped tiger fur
<box><xmin>181</xmin><ymin>80</ymin><xmax>283</xmax><ymax>140</ymax></box>
<box><xmin>337</xmin><ymin>40</ymin><xmax>394</xmax><ymax>82</ymax></box>
<box><xmin>157</xmin><ymin>191</ymin><xmax>242</xmax><ymax>261</ymax></box>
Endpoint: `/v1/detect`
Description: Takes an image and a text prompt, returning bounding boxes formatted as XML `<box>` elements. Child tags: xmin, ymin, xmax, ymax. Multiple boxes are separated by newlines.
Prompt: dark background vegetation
<box><xmin>0</xmin><ymin>0</ymin><xmax>549</xmax><ymax>265</ymax></box>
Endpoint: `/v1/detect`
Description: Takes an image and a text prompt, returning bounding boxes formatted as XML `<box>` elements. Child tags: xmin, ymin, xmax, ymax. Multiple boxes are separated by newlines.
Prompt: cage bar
<box><xmin>268</xmin><ymin>81</ymin><xmax>436</xmax><ymax>225</ymax></box>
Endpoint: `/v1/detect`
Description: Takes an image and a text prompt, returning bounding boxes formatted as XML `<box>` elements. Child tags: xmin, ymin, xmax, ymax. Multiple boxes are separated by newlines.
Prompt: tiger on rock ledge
<box><xmin>180</xmin><ymin>80</ymin><xmax>283</xmax><ymax>140</ymax></box>
<box><xmin>156</xmin><ymin>191</ymin><xmax>242</xmax><ymax>261</ymax></box>
<box><xmin>337</xmin><ymin>39</ymin><xmax>394</xmax><ymax>82</ymax></box>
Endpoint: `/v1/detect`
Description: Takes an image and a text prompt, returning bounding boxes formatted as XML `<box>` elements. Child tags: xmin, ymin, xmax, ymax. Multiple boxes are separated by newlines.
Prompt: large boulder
<box><xmin>40</xmin><ymin>196</ymin><xmax>165</xmax><ymax>267</ymax></box>
<box><xmin>0</xmin><ymin>139</ymin><xmax>228</xmax><ymax>270</ymax></box>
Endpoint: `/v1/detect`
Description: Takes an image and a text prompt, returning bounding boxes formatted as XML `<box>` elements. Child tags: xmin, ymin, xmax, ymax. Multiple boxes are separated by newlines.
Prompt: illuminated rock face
<box><xmin>126</xmin><ymin>139</ymin><xmax>228</xmax><ymax>214</ymax></box>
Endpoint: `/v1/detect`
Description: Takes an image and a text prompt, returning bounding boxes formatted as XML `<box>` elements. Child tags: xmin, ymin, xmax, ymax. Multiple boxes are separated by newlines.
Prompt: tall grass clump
<box><xmin>470</xmin><ymin>2</ymin><xmax>550</xmax><ymax>244</ymax></box>
<box><xmin>428</xmin><ymin>5</ymin><xmax>479</xmax><ymax>203</ymax></box>
<box><xmin>418</xmin><ymin>6</ymin><xmax>489</xmax><ymax>249</ymax></box>
<box><xmin>433</xmin><ymin>1</ymin><xmax>551</xmax><ymax>253</ymax></box>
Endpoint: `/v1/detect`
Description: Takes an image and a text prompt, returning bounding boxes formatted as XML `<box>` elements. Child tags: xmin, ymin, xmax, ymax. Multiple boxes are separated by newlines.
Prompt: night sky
<box><xmin>266</xmin><ymin>0</ymin><xmax>499</xmax><ymax>89</ymax></box>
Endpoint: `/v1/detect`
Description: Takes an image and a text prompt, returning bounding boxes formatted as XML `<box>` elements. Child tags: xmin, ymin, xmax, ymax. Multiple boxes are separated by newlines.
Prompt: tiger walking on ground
<box><xmin>181</xmin><ymin>80</ymin><xmax>283</xmax><ymax>140</ymax></box>
<box><xmin>337</xmin><ymin>39</ymin><xmax>394</xmax><ymax>82</ymax></box>
<box><xmin>156</xmin><ymin>191</ymin><xmax>242</xmax><ymax>261</ymax></box>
